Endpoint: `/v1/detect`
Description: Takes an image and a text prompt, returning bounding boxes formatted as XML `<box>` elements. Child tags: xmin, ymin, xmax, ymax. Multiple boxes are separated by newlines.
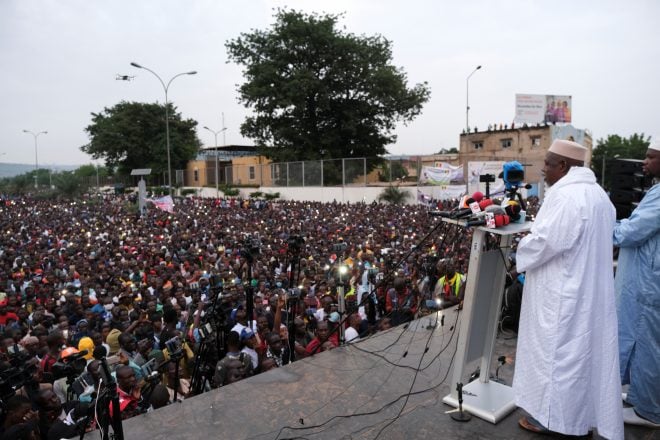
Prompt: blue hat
<box><xmin>240</xmin><ymin>328</ymin><xmax>255</xmax><ymax>341</ymax></box>
<box><xmin>328</xmin><ymin>312</ymin><xmax>341</xmax><ymax>323</ymax></box>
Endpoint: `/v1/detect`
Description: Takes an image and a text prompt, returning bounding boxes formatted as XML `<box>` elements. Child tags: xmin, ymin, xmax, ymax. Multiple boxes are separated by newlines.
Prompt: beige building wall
<box><xmin>459</xmin><ymin>125</ymin><xmax>592</xmax><ymax>184</ymax></box>
<box><xmin>184</xmin><ymin>160</ymin><xmax>213</xmax><ymax>187</ymax></box>
<box><xmin>232</xmin><ymin>156</ymin><xmax>273</xmax><ymax>186</ymax></box>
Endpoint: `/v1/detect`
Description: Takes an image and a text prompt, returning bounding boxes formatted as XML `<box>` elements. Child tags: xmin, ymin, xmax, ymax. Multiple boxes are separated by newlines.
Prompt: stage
<box><xmin>122</xmin><ymin>309</ymin><xmax>654</xmax><ymax>439</ymax></box>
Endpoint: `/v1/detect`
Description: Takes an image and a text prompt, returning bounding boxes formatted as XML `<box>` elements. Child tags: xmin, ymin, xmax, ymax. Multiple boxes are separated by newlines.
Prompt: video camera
<box><xmin>165</xmin><ymin>336</ymin><xmax>183</xmax><ymax>358</ymax></box>
<box><xmin>499</xmin><ymin>161</ymin><xmax>525</xmax><ymax>190</ymax></box>
<box><xmin>51</xmin><ymin>350</ymin><xmax>88</xmax><ymax>381</ymax></box>
<box><xmin>332</xmin><ymin>241</ymin><xmax>348</xmax><ymax>253</ymax></box>
<box><xmin>0</xmin><ymin>351</ymin><xmax>37</xmax><ymax>402</ymax></box>
<box><xmin>287</xmin><ymin>235</ymin><xmax>305</xmax><ymax>254</ymax></box>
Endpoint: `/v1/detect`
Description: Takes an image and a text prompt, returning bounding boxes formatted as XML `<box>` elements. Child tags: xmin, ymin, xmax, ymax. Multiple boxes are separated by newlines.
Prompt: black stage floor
<box><xmin>122</xmin><ymin>309</ymin><xmax>657</xmax><ymax>440</ymax></box>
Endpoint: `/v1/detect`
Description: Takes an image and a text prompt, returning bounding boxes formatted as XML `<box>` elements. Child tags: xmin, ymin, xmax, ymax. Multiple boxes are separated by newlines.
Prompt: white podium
<box><xmin>442</xmin><ymin>220</ymin><xmax>531</xmax><ymax>423</ymax></box>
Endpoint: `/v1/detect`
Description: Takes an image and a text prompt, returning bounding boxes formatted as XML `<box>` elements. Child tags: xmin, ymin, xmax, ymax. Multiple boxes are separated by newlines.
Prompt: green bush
<box><xmin>250</xmin><ymin>191</ymin><xmax>264</xmax><ymax>198</ymax></box>
<box><xmin>264</xmin><ymin>192</ymin><xmax>280</xmax><ymax>200</ymax></box>
<box><xmin>180</xmin><ymin>188</ymin><xmax>198</xmax><ymax>196</ymax></box>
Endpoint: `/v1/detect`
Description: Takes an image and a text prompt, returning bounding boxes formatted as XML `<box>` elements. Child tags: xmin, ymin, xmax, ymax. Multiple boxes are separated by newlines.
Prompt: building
<box><xmin>184</xmin><ymin>145</ymin><xmax>256</xmax><ymax>187</ymax></box>
<box><xmin>459</xmin><ymin>124</ymin><xmax>592</xmax><ymax>185</ymax></box>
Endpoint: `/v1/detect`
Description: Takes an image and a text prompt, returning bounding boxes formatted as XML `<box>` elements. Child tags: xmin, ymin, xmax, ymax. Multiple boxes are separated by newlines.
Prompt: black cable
<box><xmin>272</xmin><ymin>310</ymin><xmax>462</xmax><ymax>440</ymax></box>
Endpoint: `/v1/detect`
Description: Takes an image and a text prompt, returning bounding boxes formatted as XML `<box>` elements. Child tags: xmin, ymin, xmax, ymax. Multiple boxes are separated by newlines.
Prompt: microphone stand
<box><xmin>450</xmin><ymin>382</ymin><xmax>472</xmax><ymax>422</ymax></box>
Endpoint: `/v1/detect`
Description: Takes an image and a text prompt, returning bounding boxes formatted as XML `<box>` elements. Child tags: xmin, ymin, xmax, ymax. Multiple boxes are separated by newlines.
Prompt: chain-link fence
<box><xmin>184</xmin><ymin>156</ymin><xmax>430</xmax><ymax>188</ymax></box>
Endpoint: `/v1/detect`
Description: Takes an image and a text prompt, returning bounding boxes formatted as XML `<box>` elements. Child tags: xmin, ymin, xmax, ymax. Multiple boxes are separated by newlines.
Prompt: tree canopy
<box><xmin>226</xmin><ymin>9</ymin><xmax>430</xmax><ymax>163</ymax></box>
<box><xmin>591</xmin><ymin>133</ymin><xmax>649</xmax><ymax>190</ymax></box>
<box><xmin>81</xmin><ymin>101</ymin><xmax>201</xmax><ymax>176</ymax></box>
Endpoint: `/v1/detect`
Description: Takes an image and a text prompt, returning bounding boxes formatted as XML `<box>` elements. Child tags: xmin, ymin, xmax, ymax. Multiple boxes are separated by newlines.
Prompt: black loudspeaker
<box><xmin>609</xmin><ymin>159</ymin><xmax>643</xmax><ymax>175</ymax></box>
<box><xmin>611</xmin><ymin>189</ymin><xmax>644</xmax><ymax>204</ymax></box>
<box><xmin>610</xmin><ymin>174</ymin><xmax>652</xmax><ymax>190</ymax></box>
<box><xmin>609</xmin><ymin>159</ymin><xmax>648</xmax><ymax>220</ymax></box>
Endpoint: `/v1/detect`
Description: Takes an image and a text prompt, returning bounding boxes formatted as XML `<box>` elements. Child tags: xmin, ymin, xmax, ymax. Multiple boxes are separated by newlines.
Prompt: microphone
<box><xmin>468</xmin><ymin>205</ymin><xmax>506</xmax><ymax>220</ymax></box>
<box><xmin>504</xmin><ymin>202</ymin><xmax>522</xmax><ymax>221</ymax></box>
<box><xmin>478</xmin><ymin>198</ymin><xmax>494</xmax><ymax>211</ymax></box>
<box><xmin>466</xmin><ymin>214</ymin><xmax>510</xmax><ymax>228</ymax></box>
<box><xmin>471</xmin><ymin>191</ymin><xmax>484</xmax><ymax>203</ymax></box>
<box><xmin>429</xmin><ymin>210</ymin><xmax>454</xmax><ymax>217</ymax></box>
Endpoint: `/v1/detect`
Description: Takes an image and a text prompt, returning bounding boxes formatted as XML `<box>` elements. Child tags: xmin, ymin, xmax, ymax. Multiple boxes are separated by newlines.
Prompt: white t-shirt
<box><xmin>345</xmin><ymin>327</ymin><xmax>359</xmax><ymax>343</ymax></box>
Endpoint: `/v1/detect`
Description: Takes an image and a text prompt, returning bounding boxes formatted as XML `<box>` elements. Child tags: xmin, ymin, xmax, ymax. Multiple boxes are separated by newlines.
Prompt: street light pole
<box><xmin>130</xmin><ymin>62</ymin><xmax>197</xmax><ymax>196</ymax></box>
<box><xmin>22</xmin><ymin>129</ymin><xmax>48</xmax><ymax>189</ymax></box>
<box><xmin>466</xmin><ymin>65</ymin><xmax>482</xmax><ymax>132</ymax></box>
<box><xmin>203</xmin><ymin>125</ymin><xmax>227</xmax><ymax>198</ymax></box>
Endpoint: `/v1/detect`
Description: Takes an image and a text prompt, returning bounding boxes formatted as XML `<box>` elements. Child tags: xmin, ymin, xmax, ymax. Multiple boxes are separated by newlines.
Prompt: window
<box><xmin>473</xmin><ymin>141</ymin><xmax>484</xmax><ymax>150</ymax></box>
<box><xmin>531</xmin><ymin>136</ymin><xmax>542</xmax><ymax>147</ymax></box>
<box><xmin>193</xmin><ymin>169</ymin><xmax>199</xmax><ymax>182</ymax></box>
<box><xmin>500</xmin><ymin>138</ymin><xmax>512</xmax><ymax>149</ymax></box>
<box><xmin>249</xmin><ymin>166</ymin><xmax>256</xmax><ymax>180</ymax></box>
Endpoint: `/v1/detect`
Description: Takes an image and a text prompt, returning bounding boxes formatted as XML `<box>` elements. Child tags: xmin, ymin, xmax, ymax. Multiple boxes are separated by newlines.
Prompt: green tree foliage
<box><xmin>226</xmin><ymin>9</ymin><xmax>430</xmax><ymax>163</ymax></box>
<box><xmin>52</xmin><ymin>171</ymin><xmax>84</xmax><ymax>197</ymax></box>
<box><xmin>81</xmin><ymin>101</ymin><xmax>201</xmax><ymax>176</ymax></box>
<box><xmin>379</xmin><ymin>160</ymin><xmax>409</xmax><ymax>182</ymax></box>
<box><xmin>377</xmin><ymin>185</ymin><xmax>411</xmax><ymax>205</ymax></box>
<box><xmin>591</xmin><ymin>133</ymin><xmax>649</xmax><ymax>190</ymax></box>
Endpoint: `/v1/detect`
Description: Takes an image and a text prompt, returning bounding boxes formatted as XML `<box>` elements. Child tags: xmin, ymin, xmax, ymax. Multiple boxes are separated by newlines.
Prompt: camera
<box><xmin>51</xmin><ymin>352</ymin><xmax>88</xmax><ymax>381</ymax></box>
<box><xmin>165</xmin><ymin>336</ymin><xmax>183</xmax><ymax>357</ymax></box>
<box><xmin>500</xmin><ymin>161</ymin><xmax>525</xmax><ymax>189</ymax></box>
<box><xmin>286</xmin><ymin>287</ymin><xmax>302</xmax><ymax>300</ymax></box>
<box><xmin>287</xmin><ymin>235</ymin><xmax>305</xmax><ymax>253</ymax></box>
<box><xmin>332</xmin><ymin>241</ymin><xmax>348</xmax><ymax>253</ymax></box>
<box><xmin>240</xmin><ymin>236</ymin><xmax>262</xmax><ymax>259</ymax></box>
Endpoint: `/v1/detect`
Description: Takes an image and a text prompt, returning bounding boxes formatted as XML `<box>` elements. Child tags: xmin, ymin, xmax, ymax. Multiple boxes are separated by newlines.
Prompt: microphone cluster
<box><xmin>429</xmin><ymin>193</ymin><xmax>524</xmax><ymax>229</ymax></box>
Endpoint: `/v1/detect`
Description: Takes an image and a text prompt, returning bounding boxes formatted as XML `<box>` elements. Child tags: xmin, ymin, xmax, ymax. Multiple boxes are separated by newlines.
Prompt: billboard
<box><xmin>515</xmin><ymin>94</ymin><xmax>572</xmax><ymax>124</ymax></box>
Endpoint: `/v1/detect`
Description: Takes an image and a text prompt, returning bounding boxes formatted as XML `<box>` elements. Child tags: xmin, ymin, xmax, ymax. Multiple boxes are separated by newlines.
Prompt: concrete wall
<box><xmin>187</xmin><ymin>185</ymin><xmax>468</xmax><ymax>204</ymax></box>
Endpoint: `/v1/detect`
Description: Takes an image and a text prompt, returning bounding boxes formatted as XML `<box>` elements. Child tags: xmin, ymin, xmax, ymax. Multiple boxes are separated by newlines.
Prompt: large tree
<box><xmin>591</xmin><ymin>133</ymin><xmax>649</xmax><ymax>190</ymax></box>
<box><xmin>226</xmin><ymin>9</ymin><xmax>430</xmax><ymax>163</ymax></box>
<box><xmin>81</xmin><ymin>101</ymin><xmax>201</xmax><ymax>176</ymax></box>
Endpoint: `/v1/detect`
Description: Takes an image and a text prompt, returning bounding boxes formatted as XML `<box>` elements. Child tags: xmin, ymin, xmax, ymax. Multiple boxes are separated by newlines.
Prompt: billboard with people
<box><xmin>515</xmin><ymin>94</ymin><xmax>572</xmax><ymax>124</ymax></box>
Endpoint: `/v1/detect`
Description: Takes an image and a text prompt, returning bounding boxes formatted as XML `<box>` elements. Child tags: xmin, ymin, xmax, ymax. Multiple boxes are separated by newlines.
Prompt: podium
<box><xmin>442</xmin><ymin>219</ymin><xmax>531</xmax><ymax>423</ymax></box>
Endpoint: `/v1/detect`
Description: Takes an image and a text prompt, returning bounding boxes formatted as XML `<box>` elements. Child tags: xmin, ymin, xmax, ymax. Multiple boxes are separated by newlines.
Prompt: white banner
<box><xmin>419</xmin><ymin>164</ymin><xmax>463</xmax><ymax>185</ymax></box>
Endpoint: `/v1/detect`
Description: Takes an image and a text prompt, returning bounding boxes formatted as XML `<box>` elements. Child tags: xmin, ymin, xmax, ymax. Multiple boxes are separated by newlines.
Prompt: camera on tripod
<box><xmin>165</xmin><ymin>336</ymin><xmax>183</xmax><ymax>358</ymax></box>
<box><xmin>240</xmin><ymin>236</ymin><xmax>262</xmax><ymax>260</ymax></box>
<box><xmin>332</xmin><ymin>241</ymin><xmax>348</xmax><ymax>253</ymax></box>
<box><xmin>51</xmin><ymin>349</ymin><xmax>88</xmax><ymax>381</ymax></box>
<box><xmin>287</xmin><ymin>235</ymin><xmax>305</xmax><ymax>253</ymax></box>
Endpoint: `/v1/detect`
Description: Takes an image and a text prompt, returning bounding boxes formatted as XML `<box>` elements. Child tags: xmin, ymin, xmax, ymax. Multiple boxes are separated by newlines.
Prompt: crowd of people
<box><xmin>1</xmin><ymin>191</ymin><xmax>534</xmax><ymax>438</ymax></box>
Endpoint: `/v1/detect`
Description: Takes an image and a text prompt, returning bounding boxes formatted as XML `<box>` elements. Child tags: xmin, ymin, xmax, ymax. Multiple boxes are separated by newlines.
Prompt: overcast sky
<box><xmin>1</xmin><ymin>0</ymin><xmax>658</xmax><ymax>166</ymax></box>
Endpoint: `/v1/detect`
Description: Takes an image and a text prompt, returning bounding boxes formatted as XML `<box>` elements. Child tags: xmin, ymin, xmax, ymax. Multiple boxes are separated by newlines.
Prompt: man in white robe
<box><xmin>513</xmin><ymin>139</ymin><xmax>624</xmax><ymax>439</ymax></box>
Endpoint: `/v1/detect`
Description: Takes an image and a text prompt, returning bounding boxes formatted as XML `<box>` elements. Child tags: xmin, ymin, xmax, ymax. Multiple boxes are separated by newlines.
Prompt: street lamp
<box><xmin>203</xmin><ymin>125</ymin><xmax>227</xmax><ymax>198</ymax></box>
<box><xmin>466</xmin><ymin>65</ymin><xmax>482</xmax><ymax>132</ymax></box>
<box><xmin>130</xmin><ymin>62</ymin><xmax>197</xmax><ymax>195</ymax></box>
<box><xmin>22</xmin><ymin>129</ymin><xmax>48</xmax><ymax>188</ymax></box>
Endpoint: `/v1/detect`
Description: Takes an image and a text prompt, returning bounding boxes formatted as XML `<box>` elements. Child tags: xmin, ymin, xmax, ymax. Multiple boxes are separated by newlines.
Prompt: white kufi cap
<box><xmin>548</xmin><ymin>139</ymin><xmax>587</xmax><ymax>161</ymax></box>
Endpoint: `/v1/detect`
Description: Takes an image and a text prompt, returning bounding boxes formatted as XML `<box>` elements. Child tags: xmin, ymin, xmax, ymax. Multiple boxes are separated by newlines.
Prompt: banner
<box><xmin>419</xmin><ymin>163</ymin><xmax>463</xmax><ymax>185</ymax></box>
<box><xmin>515</xmin><ymin>94</ymin><xmax>572</xmax><ymax>124</ymax></box>
<box><xmin>148</xmin><ymin>195</ymin><xmax>175</xmax><ymax>213</ymax></box>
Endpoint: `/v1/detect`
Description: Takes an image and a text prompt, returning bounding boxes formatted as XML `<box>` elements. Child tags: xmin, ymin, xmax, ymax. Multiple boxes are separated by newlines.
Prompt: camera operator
<box><xmin>34</xmin><ymin>388</ymin><xmax>84</xmax><ymax>440</ymax></box>
<box><xmin>385</xmin><ymin>277</ymin><xmax>418</xmax><ymax>326</ymax></box>
<box><xmin>0</xmin><ymin>395</ymin><xmax>39</xmax><ymax>440</ymax></box>
<box><xmin>432</xmin><ymin>259</ymin><xmax>466</xmax><ymax>310</ymax></box>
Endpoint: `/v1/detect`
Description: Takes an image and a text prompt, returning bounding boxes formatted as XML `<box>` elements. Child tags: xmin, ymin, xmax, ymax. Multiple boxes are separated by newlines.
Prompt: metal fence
<box><xmin>75</xmin><ymin>156</ymin><xmax>426</xmax><ymax>189</ymax></box>
<box><xmin>188</xmin><ymin>157</ymin><xmax>425</xmax><ymax>188</ymax></box>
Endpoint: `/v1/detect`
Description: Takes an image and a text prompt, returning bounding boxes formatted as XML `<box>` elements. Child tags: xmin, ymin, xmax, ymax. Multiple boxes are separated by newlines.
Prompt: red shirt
<box><xmin>0</xmin><ymin>312</ymin><xmax>18</xmax><ymax>326</ymax></box>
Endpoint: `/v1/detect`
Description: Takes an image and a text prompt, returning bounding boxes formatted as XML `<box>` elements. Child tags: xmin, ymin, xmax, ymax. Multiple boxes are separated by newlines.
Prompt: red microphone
<box><xmin>471</xmin><ymin>191</ymin><xmax>484</xmax><ymax>203</ymax></box>
<box><xmin>478</xmin><ymin>198</ymin><xmax>494</xmax><ymax>211</ymax></box>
